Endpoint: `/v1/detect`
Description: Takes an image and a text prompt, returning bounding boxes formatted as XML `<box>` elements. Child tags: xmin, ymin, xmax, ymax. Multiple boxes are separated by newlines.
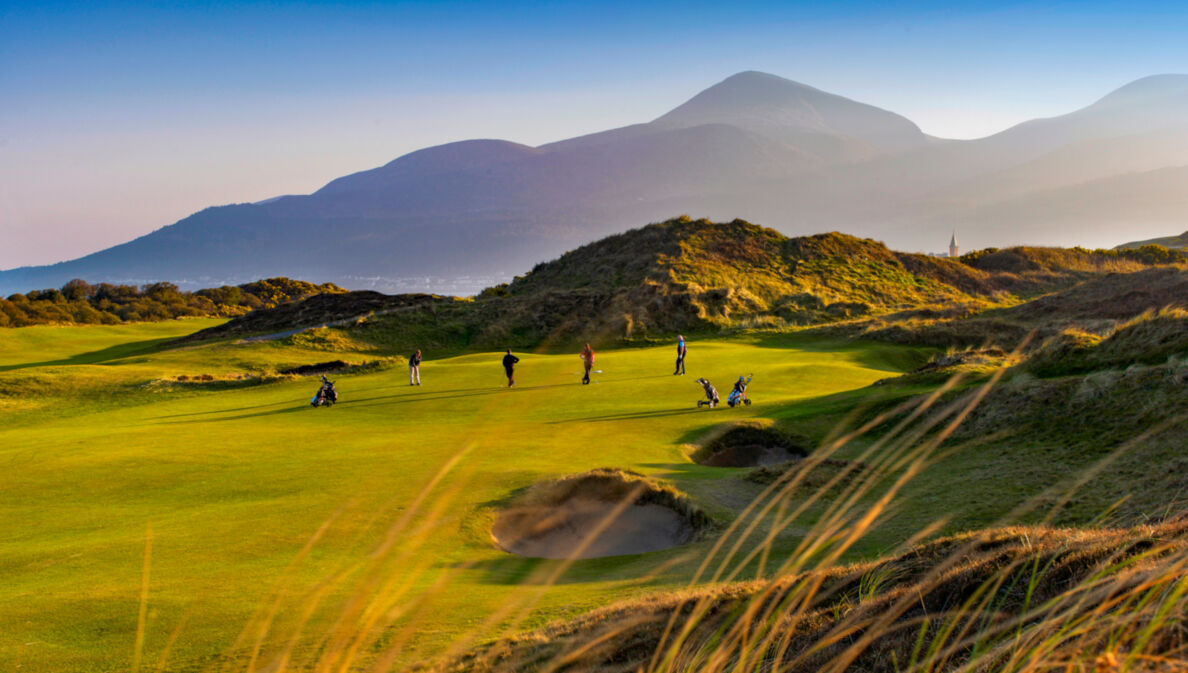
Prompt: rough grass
<box><xmin>746</xmin><ymin>458</ymin><xmax>867</xmax><ymax>495</ymax></box>
<box><xmin>850</xmin><ymin>265</ymin><xmax>1188</xmax><ymax>350</ymax></box>
<box><xmin>1117</xmin><ymin>230</ymin><xmax>1188</xmax><ymax>250</ymax></box>
<box><xmin>1026</xmin><ymin>308</ymin><xmax>1188</xmax><ymax>377</ymax></box>
<box><xmin>869</xmin><ymin>360</ymin><xmax>1188</xmax><ymax>530</ymax></box>
<box><xmin>424</xmin><ymin>519</ymin><xmax>1188</xmax><ymax>673</ymax></box>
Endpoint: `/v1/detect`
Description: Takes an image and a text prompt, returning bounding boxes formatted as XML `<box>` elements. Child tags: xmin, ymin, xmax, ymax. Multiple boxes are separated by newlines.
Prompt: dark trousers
<box><xmin>582</xmin><ymin>365</ymin><xmax>591</xmax><ymax>384</ymax></box>
<box><xmin>675</xmin><ymin>354</ymin><xmax>685</xmax><ymax>374</ymax></box>
<box><xmin>505</xmin><ymin>367</ymin><xmax>515</xmax><ymax>386</ymax></box>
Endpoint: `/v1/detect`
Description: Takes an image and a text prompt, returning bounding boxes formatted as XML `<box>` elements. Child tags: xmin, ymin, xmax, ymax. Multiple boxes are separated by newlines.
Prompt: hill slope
<box><xmin>1118</xmin><ymin>229</ymin><xmax>1188</xmax><ymax>250</ymax></box>
<box><xmin>181</xmin><ymin>218</ymin><xmax>1172</xmax><ymax>350</ymax></box>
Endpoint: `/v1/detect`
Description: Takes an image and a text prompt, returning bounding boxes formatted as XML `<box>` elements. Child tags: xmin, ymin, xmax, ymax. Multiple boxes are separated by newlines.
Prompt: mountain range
<box><xmin>4</xmin><ymin>70</ymin><xmax>1188</xmax><ymax>295</ymax></box>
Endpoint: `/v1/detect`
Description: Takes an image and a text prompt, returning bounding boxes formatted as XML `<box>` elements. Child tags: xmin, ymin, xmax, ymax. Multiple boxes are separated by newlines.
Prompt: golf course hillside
<box><xmin>853</xmin><ymin>264</ymin><xmax>1188</xmax><ymax>348</ymax></box>
<box><xmin>4</xmin><ymin>222</ymin><xmax>1188</xmax><ymax>672</ymax></box>
<box><xmin>181</xmin><ymin>217</ymin><xmax>1182</xmax><ymax>352</ymax></box>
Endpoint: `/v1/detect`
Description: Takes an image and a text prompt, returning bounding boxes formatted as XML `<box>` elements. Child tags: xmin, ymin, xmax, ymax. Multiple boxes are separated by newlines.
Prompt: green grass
<box><xmin>0</xmin><ymin>319</ymin><xmax>226</xmax><ymax>371</ymax></box>
<box><xmin>7</xmin><ymin>316</ymin><xmax>1178</xmax><ymax>672</ymax></box>
<box><xmin>0</xmin><ymin>320</ymin><xmax>933</xmax><ymax>672</ymax></box>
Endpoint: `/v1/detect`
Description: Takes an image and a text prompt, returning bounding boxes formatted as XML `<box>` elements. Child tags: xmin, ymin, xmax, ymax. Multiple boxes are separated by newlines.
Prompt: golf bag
<box><xmin>727</xmin><ymin>375</ymin><xmax>753</xmax><ymax>408</ymax></box>
<box><xmin>311</xmin><ymin>375</ymin><xmax>338</xmax><ymax>407</ymax></box>
<box><xmin>695</xmin><ymin>377</ymin><xmax>719</xmax><ymax>408</ymax></box>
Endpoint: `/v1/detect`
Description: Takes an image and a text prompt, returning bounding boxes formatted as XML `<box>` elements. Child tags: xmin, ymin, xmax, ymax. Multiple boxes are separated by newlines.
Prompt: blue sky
<box><xmin>2</xmin><ymin>0</ymin><xmax>1187</xmax><ymax>268</ymax></box>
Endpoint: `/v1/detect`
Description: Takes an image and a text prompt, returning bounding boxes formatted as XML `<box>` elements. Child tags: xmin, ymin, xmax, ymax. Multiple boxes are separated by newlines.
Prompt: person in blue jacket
<box><xmin>674</xmin><ymin>334</ymin><xmax>687</xmax><ymax>375</ymax></box>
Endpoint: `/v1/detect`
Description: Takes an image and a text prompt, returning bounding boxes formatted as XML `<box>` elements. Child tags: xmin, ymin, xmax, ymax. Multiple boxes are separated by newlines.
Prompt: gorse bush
<box><xmin>0</xmin><ymin>277</ymin><xmax>345</xmax><ymax>328</ymax></box>
<box><xmin>961</xmin><ymin>243</ymin><xmax>1186</xmax><ymax>273</ymax></box>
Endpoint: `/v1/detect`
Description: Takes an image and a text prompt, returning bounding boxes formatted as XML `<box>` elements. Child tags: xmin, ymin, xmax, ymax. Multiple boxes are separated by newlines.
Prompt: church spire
<box><xmin>949</xmin><ymin>230</ymin><xmax>959</xmax><ymax>258</ymax></box>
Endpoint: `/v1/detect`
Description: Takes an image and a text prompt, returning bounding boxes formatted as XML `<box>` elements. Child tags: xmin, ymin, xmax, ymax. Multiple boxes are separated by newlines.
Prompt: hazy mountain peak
<box><xmin>676</xmin><ymin>70</ymin><xmax>827</xmax><ymax>104</ymax></box>
<box><xmin>1092</xmin><ymin>74</ymin><xmax>1188</xmax><ymax>108</ymax></box>
<box><xmin>653</xmin><ymin>70</ymin><xmax>926</xmax><ymax>152</ymax></box>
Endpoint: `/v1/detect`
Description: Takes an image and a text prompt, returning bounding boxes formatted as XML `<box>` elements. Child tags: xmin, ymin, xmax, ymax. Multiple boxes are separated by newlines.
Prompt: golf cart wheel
<box><xmin>744</xmin><ymin>399</ymin><xmax>752</xmax><ymax>405</ymax></box>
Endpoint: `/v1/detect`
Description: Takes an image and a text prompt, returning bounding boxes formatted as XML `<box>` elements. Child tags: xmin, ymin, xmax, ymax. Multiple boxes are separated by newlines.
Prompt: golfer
<box><xmin>580</xmin><ymin>343</ymin><xmax>595</xmax><ymax>385</ymax></box>
<box><xmin>409</xmin><ymin>349</ymin><xmax>422</xmax><ymax>386</ymax></box>
<box><xmin>674</xmin><ymin>334</ymin><xmax>687</xmax><ymax>375</ymax></box>
<box><xmin>502</xmin><ymin>349</ymin><xmax>520</xmax><ymax>387</ymax></box>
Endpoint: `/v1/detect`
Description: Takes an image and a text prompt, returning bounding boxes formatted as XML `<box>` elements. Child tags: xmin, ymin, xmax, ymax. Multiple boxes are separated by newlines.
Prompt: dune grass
<box><xmin>0</xmin><ymin>321</ymin><xmax>931</xmax><ymax>672</ymax></box>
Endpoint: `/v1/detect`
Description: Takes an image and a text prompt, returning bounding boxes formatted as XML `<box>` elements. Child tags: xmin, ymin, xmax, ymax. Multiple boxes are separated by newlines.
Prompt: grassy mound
<box><xmin>853</xmin><ymin>265</ymin><xmax>1188</xmax><ymax>350</ymax></box>
<box><xmin>427</xmin><ymin>519</ymin><xmax>1188</xmax><ymax>673</ymax></box>
<box><xmin>180</xmin><ymin>217</ymin><xmax>1173</xmax><ymax>352</ymax></box>
<box><xmin>491</xmin><ymin>469</ymin><xmax>712</xmax><ymax>559</ymax></box>
<box><xmin>1027</xmin><ymin>309</ymin><xmax>1188</xmax><ymax>377</ymax></box>
<box><xmin>1117</xmin><ymin>230</ymin><xmax>1188</xmax><ymax>251</ymax></box>
<box><xmin>692</xmin><ymin>422</ymin><xmax>812</xmax><ymax>467</ymax></box>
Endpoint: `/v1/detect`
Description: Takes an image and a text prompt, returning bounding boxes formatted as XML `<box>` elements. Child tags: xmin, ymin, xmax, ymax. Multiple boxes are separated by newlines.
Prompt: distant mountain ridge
<box><xmin>3</xmin><ymin>71</ymin><xmax>1188</xmax><ymax>295</ymax></box>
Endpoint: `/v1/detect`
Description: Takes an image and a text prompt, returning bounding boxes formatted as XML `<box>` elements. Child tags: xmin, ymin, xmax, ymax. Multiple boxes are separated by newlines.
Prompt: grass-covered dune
<box><xmin>851</xmin><ymin>264</ymin><xmax>1188</xmax><ymax>349</ymax></box>
<box><xmin>1117</xmin><ymin>229</ymin><xmax>1188</xmax><ymax>251</ymax></box>
<box><xmin>182</xmin><ymin>217</ymin><xmax>1177</xmax><ymax>353</ymax></box>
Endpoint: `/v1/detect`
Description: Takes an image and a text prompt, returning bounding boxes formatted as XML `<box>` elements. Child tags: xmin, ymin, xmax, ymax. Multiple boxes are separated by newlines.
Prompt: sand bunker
<box><xmin>279</xmin><ymin>360</ymin><xmax>350</xmax><ymax>375</ymax></box>
<box><xmin>695</xmin><ymin>424</ymin><xmax>811</xmax><ymax>468</ymax></box>
<box><xmin>491</xmin><ymin>469</ymin><xmax>709</xmax><ymax>559</ymax></box>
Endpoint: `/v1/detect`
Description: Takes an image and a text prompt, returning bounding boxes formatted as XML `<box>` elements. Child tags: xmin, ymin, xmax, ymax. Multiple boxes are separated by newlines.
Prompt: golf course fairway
<box><xmin>0</xmin><ymin>320</ymin><xmax>929</xmax><ymax>671</ymax></box>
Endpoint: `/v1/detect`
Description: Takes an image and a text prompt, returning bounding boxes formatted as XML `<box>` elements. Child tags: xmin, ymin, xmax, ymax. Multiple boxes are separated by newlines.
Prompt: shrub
<box><xmin>1</xmin><ymin>277</ymin><xmax>347</xmax><ymax>328</ymax></box>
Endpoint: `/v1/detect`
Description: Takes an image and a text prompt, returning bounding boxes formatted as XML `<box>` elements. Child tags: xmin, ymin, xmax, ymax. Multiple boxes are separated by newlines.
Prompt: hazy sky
<box><xmin>2</xmin><ymin>0</ymin><xmax>1187</xmax><ymax>269</ymax></box>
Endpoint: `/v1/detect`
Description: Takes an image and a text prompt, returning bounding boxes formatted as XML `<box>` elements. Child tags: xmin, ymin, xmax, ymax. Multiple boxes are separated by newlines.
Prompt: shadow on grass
<box><xmin>158</xmin><ymin>405</ymin><xmax>311</xmax><ymax>424</ymax></box>
<box><xmin>444</xmin><ymin>548</ymin><xmax>698</xmax><ymax>586</ymax></box>
<box><xmin>550</xmin><ymin>407</ymin><xmax>704</xmax><ymax>424</ymax></box>
<box><xmin>0</xmin><ymin>336</ymin><xmax>179</xmax><ymax>372</ymax></box>
<box><xmin>340</xmin><ymin>381</ymin><xmax>583</xmax><ymax>411</ymax></box>
<box><xmin>746</xmin><ymin>332</ymin><xmax>933</xmax><ymax>373</ymax></box>
<box><xmin>152</xmin><ymin>381</ymin><xmax>587</xmax><ymax>422</ymax></box>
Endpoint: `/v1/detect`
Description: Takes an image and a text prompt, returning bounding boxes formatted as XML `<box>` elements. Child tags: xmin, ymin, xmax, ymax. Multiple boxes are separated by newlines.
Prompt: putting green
<box><xmin>0</xmin><ymin>321</ymin><xmax>926</xmax><ymax>671</ymax></box>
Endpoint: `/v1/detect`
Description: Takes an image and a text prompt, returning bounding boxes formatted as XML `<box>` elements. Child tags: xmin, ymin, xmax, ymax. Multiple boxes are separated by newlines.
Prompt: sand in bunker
<box><xmin>702</xmin><ymin>444</ymin><xmax>799</xmax><ymax>467</ymax></box>
<box><xmin>493</xmin><ymin>498</ymin><xmax>696</xmax><ymax>559</ymax></box>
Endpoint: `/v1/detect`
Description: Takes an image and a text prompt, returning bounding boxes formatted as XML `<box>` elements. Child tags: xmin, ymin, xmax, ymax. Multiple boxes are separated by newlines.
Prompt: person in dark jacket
<box><xmin>579</xmin><ymin>343</ymin><xmax>595</xmax><ymax>385</ymax></box>
<box><xmin>674</xmin><ymin>334</ymin><xmax>687</xmax><ymax>375</ymax></box>
<box><xmin>502</xmin><ymin>349</ymin><xmax>520</xmax><ymax>387</ymax></box>
<box><xmin>409</xmin><ymin>349</ymin><xmax>422</xmax><ymax>386</ymax></box>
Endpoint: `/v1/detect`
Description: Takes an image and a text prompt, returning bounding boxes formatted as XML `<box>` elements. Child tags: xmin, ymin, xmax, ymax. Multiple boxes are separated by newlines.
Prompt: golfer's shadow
<box><xmin>343</xmin><ymin>381</ymin><xmax>577</xmax><ymax>410</ymax></box>
<box><xmin>158</xmin><ymin>405</ymin><xmax>310</xmax><ymax>424</ymax></box>
<box><xmin>551</xmin><ymin>407</ymin><xmax>701</xmax><ymax>424</ymax></box>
